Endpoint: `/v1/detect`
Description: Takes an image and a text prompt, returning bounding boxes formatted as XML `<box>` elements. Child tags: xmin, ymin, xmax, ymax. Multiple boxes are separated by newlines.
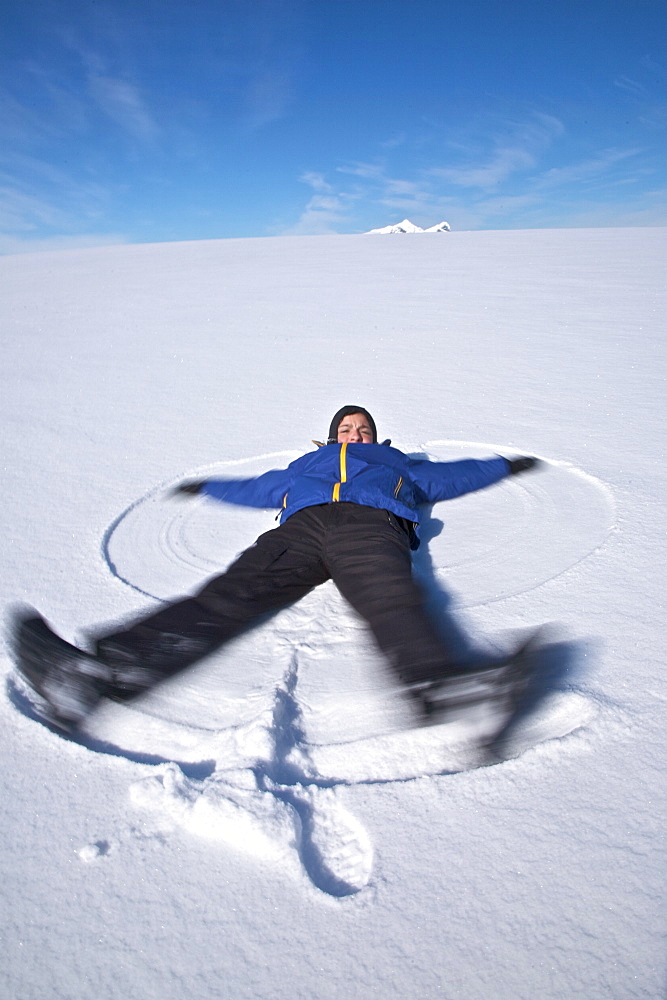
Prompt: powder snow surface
<box><xmin>0</xmin><ymin>228</ymin><xmax>665</xmax><ymax>999</ymax></box>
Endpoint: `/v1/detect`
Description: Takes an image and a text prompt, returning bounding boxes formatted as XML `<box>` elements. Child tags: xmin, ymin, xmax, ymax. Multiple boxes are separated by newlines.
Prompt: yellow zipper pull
<box><xmin>332</xmin><ymin>441</ymin><xmax>348</xmax><ymax>501</ymax></box>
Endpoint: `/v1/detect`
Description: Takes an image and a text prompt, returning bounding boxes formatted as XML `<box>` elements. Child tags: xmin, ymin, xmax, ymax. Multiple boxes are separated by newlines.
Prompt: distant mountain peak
<box><xmin>365</xmin><ymin>218</ymin><xmax>451</xmax><ymax>234</ymax></box>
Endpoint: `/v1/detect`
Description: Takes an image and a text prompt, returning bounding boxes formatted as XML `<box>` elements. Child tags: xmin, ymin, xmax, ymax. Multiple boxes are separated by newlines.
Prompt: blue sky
<box><xmin>1</xmin><ymin>0</ymin><xmax>665</xmax><ymax>251</ymax></box>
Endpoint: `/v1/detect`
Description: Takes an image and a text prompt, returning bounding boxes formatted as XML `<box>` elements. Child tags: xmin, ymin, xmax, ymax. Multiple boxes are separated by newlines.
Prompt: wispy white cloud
<box><xmin>614</xmin><ymin>76</ymin><xmax>649</xmax><ymax>97</ymax></box>
<box><xmin>533</xmin><ymin>148</ymin><xmax>645</xmax><ymax>189</ymax></box>
<box><xmin>531</xmin><ymin>188</ymin><xmax>667</xmax><ymax>229</ymax></box>
<box><xmin>0</xmin><ymin>175</ymin><xmax>127</xmax><ymax>255</ymax></box>
<box><xmin>337</xmin><ymin>162</ymin><xmax>386</xmax><ymax>181</ymax></box>
<box><xmin>53</xmin><ymin>29</ymin><xmax>162</xmax><ymax>144</ymax></box>
<box><xmin>289</xmin><ymin>107</ymin><xmax>660</xmax><ymax>235</ymax></box>
<box><xmin>0</xmin><ymin>173</ymin><xmax>117</xmax><ymax>235</ymax></box>
<box><xmin>0</xmin><ymin>184</ymin><xmax>75</xmax><ymax>232</ymax></box>
<box><xmin>338</xmin><ymin>162</ymin><xmax>436</xmax><ymax>214</ymax></box>
<box><xmin>2</xmin><ymin>41</ymin><xmax>160</xmax><ymax>149</ymax></box>
<box><xmin>225</xmin><ymin>0</ymin><xmax>305</xmax><ymax>131</ymax></box>
<box><xmin>300</xmin><ymin>172</ymin><xmax>333</xmax><ymax>193</ymax></box>
<box><xmin>638</xmin><ymin>108</ymin><xmax>667</xmax><ymax>129</ymax></box>
<box><xmin>0</xmin><ymin>87</ymin><xmax>69</xmax><ymax>147</ymax></box>
<box><xmin>384</xmin><ymin>176</ymin><xmax>429</xmax><ymax>198</ymax></box>
<box><xmin>376</xmin><ymin>188</ymin><xmax>454</xmax><ymax>220</ymax></box>
<box><xmin>329</xmin><ymin>117</ymin><xmax>563</xmax><ymax>223</ymax></box>
<box><xmin>284</xmin><ymin>196</ymin><xmax>350</xmax><ymax>236</ymax></box>
<box><xmin>23</xmin><ymin>62</ymin><xmax>88</xmax><ymax>135</ymax></box>
<box><xmin>243</xmin><ymin>69</ymin><xmax>294</xmax><ymax>131</ymax></box>
<box><xmin>0</xmin><ymin>142</ymin><xmax>121</xmax><ymax>253</ymax></box>
<box><xmin>289</xmin><ymin>160</ymin><xmax>455</xmax><ymax>234</ymax></box>
<box><xmin>380</xmin><ymin>132</ymin><xmax>407</xmax><ymax>150</ymax></box>
<box><xmin>429</xmin><ymin>146</ymin><xmax>536</xmax><ymax>190</ymax></box>
<box><xmin>612</xmin><ymin>56</ymin><xmax>667</xmax><ymax>130</ymax></box>
<box><xmin>88</xmin><ymin>73</ymin><xmax>159</xmax><ymax>142</ymax></box>
<box><xmin>283</xmin><ymin>174</ymin><xmax>359</xmax><ymax>235</ymax></box>
<box><xmin>0</xmin><ymin>151</ymin><xmax>83</xmax><ymax>190</ymax></box>
<box><xmin>0</xmin><ymin>31</ymin><xmax>161</xmax><ymax>248</ymax></box>
<box><xmin>429</xmin><ymin>114</ymin><xmax>565</xmax><ymax>191</ymax></box>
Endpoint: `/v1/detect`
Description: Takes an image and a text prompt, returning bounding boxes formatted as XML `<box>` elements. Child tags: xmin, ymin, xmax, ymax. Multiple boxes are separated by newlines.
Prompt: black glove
<box><xmin>507</xmin><ymin>456</ymin><xmax>541</xmax><ymax>475</ymax></box>
<box><xmin>171</xmin><ymin>480</ymin><xmax>205</xmax><ymax>497</ymax></box>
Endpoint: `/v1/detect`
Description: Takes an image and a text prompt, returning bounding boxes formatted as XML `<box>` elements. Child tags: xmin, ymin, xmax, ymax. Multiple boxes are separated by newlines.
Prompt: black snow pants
<box><xmin>96</xmin><ymin>503</ymin><xmax>456</xmax><ymax>693</ymax></box>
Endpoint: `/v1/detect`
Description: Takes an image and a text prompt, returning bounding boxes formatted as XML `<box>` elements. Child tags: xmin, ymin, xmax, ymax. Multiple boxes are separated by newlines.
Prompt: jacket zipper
<box><xmin>332</xmin><ymin>442</ymin><xmax>348</xmax><ymax>501</ymax></box>
<box><xmin>275</xmin><ymin>492</ymin><xmax>288</xmax><ymax>521</ymax></box>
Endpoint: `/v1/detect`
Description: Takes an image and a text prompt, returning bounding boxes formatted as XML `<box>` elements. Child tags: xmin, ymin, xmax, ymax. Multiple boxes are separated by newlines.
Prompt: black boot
<box><xmin>95</xmin><ymin>638</ymin><xmax>172</xmax><ymax>701</ymax></box>
<box><xmin>14</xmin><ymin>615</ymin><xmax>112</xmax><ymax>729</ymax></box>
<box><xmin>407</xmin><ymin>629</ymin><xmax>544</xmax><ymax>735</ymax></box>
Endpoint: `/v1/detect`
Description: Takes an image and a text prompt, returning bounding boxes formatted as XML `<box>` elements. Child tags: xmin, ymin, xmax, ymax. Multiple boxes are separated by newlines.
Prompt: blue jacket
<box><xmin>201</xmin><ymin>443</ymin><xmax>510</xmax><ymax>549</ymax></box>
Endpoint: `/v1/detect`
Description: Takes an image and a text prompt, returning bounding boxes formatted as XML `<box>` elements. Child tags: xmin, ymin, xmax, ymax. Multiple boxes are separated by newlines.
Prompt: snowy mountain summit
<box><xmin>365</xmin><ymin>218</ymin><xmax>451</xmax><ymax>234</ymax></box>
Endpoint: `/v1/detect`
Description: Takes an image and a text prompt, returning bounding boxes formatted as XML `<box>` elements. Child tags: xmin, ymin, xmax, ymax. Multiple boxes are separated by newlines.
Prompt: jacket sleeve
<box><xmin>200</xmin><ymin>466</ymin><xmax>293</xmax><ymax>509</ymax></box>
<box><xmin>408</xmin><ymin>456</ymin><xmax>510</xmax><ymax>504</ymax></box>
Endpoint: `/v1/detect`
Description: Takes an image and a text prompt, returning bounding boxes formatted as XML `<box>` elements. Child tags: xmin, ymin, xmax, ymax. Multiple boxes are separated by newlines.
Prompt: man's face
<box><xmin>337</xmin><ymin>412</ymin><xmax>374</xmax><ymax>443</ymax></box>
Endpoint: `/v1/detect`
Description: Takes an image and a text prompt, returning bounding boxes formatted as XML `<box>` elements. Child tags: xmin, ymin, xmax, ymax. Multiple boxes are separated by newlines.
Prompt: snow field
<box><xmin>1</xmin><ymin>226</ymin><xmax>665</xmax><ymax>999</ymax></box>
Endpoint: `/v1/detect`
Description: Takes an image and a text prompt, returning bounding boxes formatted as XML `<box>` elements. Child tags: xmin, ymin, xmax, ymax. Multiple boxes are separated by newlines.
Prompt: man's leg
<box><xmin>324</xmin><ymin>505</ymin><xmax>457</xmax><ymax>687</ymax></box>
<box><xmin>96</xmin><ymin>513</ymin><xmax>329</xmax><ymax>694</ymax></box>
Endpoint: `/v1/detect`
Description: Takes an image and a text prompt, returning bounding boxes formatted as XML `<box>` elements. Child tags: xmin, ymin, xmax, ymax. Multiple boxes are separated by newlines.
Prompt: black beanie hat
<box><xmin>327</xmin><ymin>405</ymin><xmax>377</xmax><ymax>444</ymax></box>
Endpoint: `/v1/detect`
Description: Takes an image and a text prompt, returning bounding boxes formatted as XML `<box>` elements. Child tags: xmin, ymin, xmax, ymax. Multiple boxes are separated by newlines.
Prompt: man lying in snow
<box><xmin>13</xmin><ymin>405</ymin><xmax>542</xmax><ymax>737</ymax></box>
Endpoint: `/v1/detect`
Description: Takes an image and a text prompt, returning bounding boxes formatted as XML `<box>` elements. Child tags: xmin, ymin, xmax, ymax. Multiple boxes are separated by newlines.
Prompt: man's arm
<box><xmin>173</xmin><ymin>466</ymin><xmax>293</xmax><ymax>509</ymax></box>
<box><xmin>408</xmin><ymin>455</ymin><xmax>540</xmax><ymax>504</ymax></box>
